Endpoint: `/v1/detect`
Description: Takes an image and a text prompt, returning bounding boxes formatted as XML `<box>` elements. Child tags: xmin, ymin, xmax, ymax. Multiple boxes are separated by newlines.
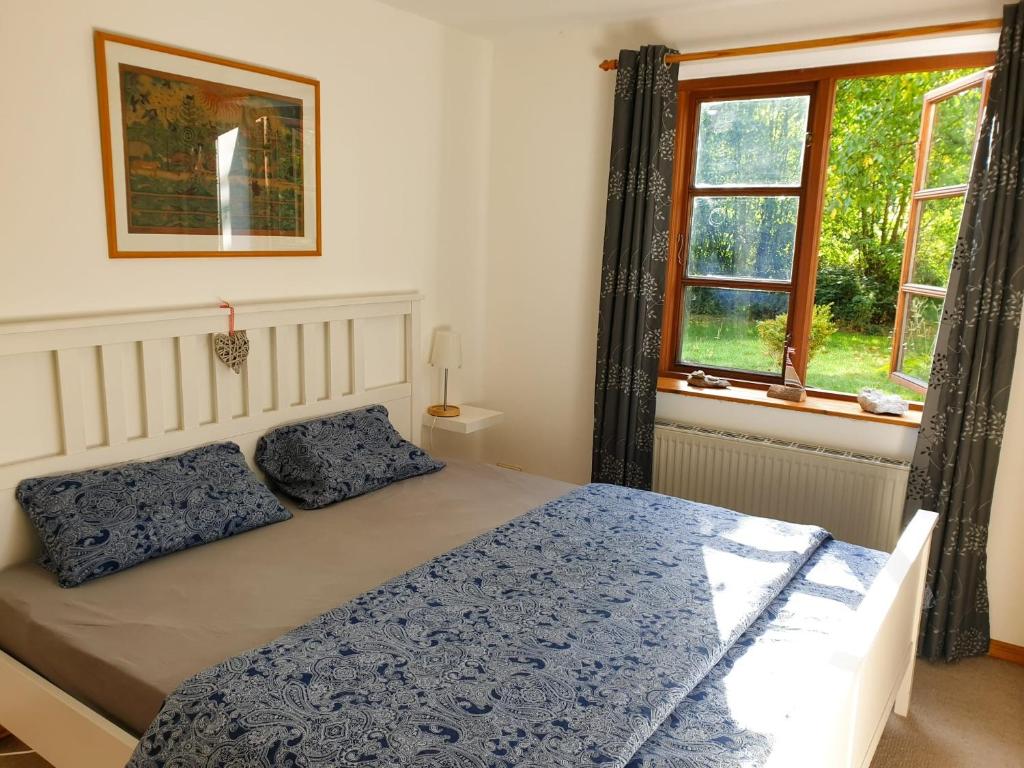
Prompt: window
<box><xmin>890</xmin><ymin>71</ymin><xmax>991</xmax><ymax>391</ymax></box>
<box><xmin>661</xmin><ymin>55</ymin><xmax>994</xmax><ymax>402</ymax></box>
<box><xmin>674</xmin><ymin>85</ymin><xmax>817</xmax><ymax>379</ymax></box>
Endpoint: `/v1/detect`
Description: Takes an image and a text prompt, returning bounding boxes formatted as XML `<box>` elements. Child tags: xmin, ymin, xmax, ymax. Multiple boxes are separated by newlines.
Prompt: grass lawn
<box><xmin>681</xmin><ymin>315</ymin><xmax>924</xmax><ymax>402</ymax></box>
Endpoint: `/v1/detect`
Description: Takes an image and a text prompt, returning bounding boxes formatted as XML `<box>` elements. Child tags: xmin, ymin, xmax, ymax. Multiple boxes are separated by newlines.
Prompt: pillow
<box><xmin>17</xmin><ymin>442</ymin><xmax>291</xmax><ymax>588</ymax></box>
<box><xmin>255</xmin><ymin>404</ymin><xmax>444</xmax><ymax>509</ymax></box>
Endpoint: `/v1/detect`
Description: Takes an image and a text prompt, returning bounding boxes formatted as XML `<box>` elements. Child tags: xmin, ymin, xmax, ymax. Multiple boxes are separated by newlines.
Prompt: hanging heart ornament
<box><xmin>214</xmin><ymin>330</ymin><xmax>249</xmax><ymax>374</ymax></box>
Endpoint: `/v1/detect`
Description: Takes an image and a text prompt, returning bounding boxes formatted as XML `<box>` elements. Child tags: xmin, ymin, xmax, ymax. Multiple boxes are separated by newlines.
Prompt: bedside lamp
<box><xmin>428</xmin><ymin>330</ymin><xmax>462</xmax><ymax>417</ymax></box>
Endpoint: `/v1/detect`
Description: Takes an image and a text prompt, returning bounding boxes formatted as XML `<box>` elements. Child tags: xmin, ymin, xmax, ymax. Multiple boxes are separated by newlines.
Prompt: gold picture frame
<box><xmin>94</xmin><ymin>31</ymin><xmax>321</xmax><ymax>258</ymax></box>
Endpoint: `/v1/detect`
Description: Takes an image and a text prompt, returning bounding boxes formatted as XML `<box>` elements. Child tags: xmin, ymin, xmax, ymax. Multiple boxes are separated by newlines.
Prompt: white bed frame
<box><xmin>0</xmin><ymin>294</ymin><xmax>935</xmax><ymax>768</ymax></box>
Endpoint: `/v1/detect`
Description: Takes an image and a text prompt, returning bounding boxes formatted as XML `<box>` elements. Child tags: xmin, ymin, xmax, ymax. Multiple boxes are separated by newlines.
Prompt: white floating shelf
<box><xmin>422</xmin><ymin>405</ymin><xmax>504</xmax><ymax>435</ymax></box>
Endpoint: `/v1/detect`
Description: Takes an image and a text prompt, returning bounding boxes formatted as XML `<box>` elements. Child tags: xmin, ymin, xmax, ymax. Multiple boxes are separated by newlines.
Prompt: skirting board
<box><xmin>989</xmin><ymin>639</ymin><xmax>1024</xmax><ymax>666</ymax></box>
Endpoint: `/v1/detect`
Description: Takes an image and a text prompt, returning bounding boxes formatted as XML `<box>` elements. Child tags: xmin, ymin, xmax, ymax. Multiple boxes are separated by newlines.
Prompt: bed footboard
<box><xmin>766</xmin><ymin>509</ymin><xmax>938</xmax><ymax>768</ymax></box>
<box><xmin>0</xmin><ymin>649</ymin><xmax>137</xmax><ymax>768</ymax></box>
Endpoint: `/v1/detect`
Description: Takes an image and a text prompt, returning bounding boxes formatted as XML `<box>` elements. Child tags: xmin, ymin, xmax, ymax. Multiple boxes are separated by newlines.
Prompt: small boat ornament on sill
<box><xmin>767</xmin><ymin>347</ymin><xmax>807</xmax><ymax>402</ymax></box>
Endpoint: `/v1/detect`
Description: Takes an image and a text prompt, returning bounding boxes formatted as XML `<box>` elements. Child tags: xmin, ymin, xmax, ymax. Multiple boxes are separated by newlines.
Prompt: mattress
<box><xmin>0</xmin><ymin>459</ymin><xmax>574</xmax><ymax>735</ymax></box>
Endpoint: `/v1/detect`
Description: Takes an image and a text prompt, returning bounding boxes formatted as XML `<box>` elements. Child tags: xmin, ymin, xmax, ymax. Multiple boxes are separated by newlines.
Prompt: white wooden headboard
<box><xmin>0</xmin><ymin>292</ymin><xmax>423</xmax><ymax>569</ymax></box>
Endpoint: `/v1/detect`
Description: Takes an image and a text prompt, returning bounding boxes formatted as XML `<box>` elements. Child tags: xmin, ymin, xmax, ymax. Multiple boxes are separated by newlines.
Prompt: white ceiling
<box><xmin>374</xmin><ymin>0</ymin><xmax>745</xmax><ymax>34</ymax></box>
<box><xmin>375</xmin><ymin>0</ymin><xmax>1002</xmax><ymax>39</ymax></box>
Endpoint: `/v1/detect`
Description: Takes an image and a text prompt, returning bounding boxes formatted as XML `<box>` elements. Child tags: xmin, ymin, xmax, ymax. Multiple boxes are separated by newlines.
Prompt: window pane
<box><xmin>910</xmin><ymin>195</ymin><xmax>964</xmax><ymax>288</ymax></box>
<box><xmin>694</xmin><ymin>96</ymin><xmax>810</xmax><ymax>187</ymax></box>
<box><xmin>688</xmin><ymin>196</ymin><xmax>798</xmax><ymax>280</ymax></box>
<box><xmin>925</xmin><ymin>86</ymin><xmax>982</xmax><ymax>189</ymax></box>
<box><xmin>898</xmin><ymin>293</ymin><xmax>944</xmax><ymax>383</ymax></box>
<box><xmin>679</xmin><ymin>287</ymin><xmax>789</xmax><ymax>374</ymax></box>
<box><xmin>805</xmin><ymin>323</ymin><xmax>922</xmax><ymax>402</ymax></box>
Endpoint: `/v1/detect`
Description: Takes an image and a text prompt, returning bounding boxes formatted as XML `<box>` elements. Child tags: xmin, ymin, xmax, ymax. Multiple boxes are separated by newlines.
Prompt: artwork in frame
<box><xmin>94</xmin><ymin>31</ymin><xmax>321</xmax><ymax>258</ymax></box>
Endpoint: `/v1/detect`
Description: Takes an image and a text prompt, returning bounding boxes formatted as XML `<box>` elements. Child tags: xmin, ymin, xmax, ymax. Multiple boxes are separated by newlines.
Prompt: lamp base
<box><xmin>427</xmin><ymin>404</ymin><xmax>461</xmax><ymax>417</ymax></box>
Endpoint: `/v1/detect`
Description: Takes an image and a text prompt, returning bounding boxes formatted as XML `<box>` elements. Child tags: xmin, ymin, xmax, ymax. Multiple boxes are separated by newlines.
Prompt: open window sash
<box><xmin>889</xmin><ymin>69</ymin><xmax>991</xmax><ymax>392</ymax></box>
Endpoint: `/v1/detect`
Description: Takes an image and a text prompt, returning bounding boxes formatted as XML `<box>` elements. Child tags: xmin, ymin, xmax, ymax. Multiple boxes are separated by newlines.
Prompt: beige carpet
<box><xmin>871</xmin><ymin>657</ymin><xmax>1024</xmax><ymax>768</ymax></box>
<box><xmin>1</xmin><ymin>658</ymin><xmax>1021</xmax><ymax>767</ymax></box>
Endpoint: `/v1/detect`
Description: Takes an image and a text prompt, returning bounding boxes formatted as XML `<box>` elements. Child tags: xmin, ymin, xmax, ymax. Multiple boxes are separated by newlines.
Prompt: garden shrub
<box><xmin>757</xmin><ymin>304</ymin><xmax>837</xmax><ymax>367</ymax></box>
<box><xmin>814</xmin><ymin>263</ymin><xmax>873</xmax><ymax>330</ymax></box>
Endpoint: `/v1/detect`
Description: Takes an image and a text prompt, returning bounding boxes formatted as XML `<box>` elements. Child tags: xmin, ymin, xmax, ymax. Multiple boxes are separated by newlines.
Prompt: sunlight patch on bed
<box><xmin>721</xmin><ymin>517</ymin><xmax>818</xmax><ymax>552</ymax></box>
<box><xmin>722</xmin><ymin>591</ymin><xmax>858</xmax><ymax>735</ymax></box>
<box><xmin>701</xmin><ymin>545</ymin><xmax>789</xmax><ymax>642</ymax></box>
<box><xmin>804</xmin><ymin>550</ymin><xmax>872</xmax><ymax>592</ymax></box>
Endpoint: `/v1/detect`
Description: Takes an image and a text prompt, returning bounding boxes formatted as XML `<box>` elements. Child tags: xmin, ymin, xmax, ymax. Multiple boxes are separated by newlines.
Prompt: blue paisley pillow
<box><xmin>255</xmin><ymin>404</ymin><xmax>445</xmax><ymax>509</ymax></box>
<box><xmin>17</xmin><ymin>443</ymin><xmax>291</xmax><ymax>588</ymax></box>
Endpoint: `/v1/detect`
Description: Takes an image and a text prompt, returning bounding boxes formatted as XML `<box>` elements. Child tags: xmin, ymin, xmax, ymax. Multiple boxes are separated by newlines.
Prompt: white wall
<box><xmin>988</xmin><ymin>326</ymin><xmax>1024</xmax><ymax>647</ymax></box>
<box><xmin>479</xmin><ymin>0</ymin><xmax>1023</xmax><ymax>646</ymax></box>
<box><xmin>0</xmin><ymin>0</ymin><xmax>492</xmax><ymax>409</ymax></box>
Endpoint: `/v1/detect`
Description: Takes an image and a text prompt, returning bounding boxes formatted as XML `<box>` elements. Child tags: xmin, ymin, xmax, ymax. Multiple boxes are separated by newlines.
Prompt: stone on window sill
<box><xmin>857</xmin><ymin>388</ymin><xmax>910</xmax><ymax>416</ymax></box>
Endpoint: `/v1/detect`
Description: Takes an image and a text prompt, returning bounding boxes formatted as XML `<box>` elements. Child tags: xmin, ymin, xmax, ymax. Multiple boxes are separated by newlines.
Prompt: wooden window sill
<box><xmin>657</xmin><ymin>377</ymin><xmax>922</xmax><ymax>428</ymax></box>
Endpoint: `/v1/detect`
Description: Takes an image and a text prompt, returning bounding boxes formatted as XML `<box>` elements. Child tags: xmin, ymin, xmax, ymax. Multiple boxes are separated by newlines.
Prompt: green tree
<box><xmin>816</xmin><ymin>70</ymin><xmax>976</xmax><ymax>330</ymax></box>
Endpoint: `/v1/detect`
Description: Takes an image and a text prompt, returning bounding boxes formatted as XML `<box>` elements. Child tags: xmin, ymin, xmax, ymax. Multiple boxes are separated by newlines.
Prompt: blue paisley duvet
<box><xmin>627</xmin><ymin>539</ymin><xmax>887</xmax><ymax>767</ymax></box>
<box><xmin>129</xmin><ymin>485</ymin><xmax>864</xmax><ymax>768</ymax></box>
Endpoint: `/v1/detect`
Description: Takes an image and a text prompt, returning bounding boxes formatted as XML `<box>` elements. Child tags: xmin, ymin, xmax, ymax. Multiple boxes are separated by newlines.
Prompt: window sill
<box><xmin>657</xmin><ymin>377</ymin><xmax>922</xmax><ymax>428</ymax></box>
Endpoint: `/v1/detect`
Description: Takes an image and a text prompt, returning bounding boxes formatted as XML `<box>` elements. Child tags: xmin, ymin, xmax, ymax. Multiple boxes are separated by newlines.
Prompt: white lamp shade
<box><xmin>429</xmin><ymin>330</ymin><xmax>462</xmax><ymax>369</ymax></box>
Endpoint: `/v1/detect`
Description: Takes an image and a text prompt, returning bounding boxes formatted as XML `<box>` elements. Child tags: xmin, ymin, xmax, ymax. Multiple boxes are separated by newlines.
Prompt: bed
<box><xmin>0</xmin><ymin>293</ymin><xmax>936</xmax><ymax>768</ymax></box>
<box><xmin>0</xmin><ymin>459</ymin><xmax>574</xmax><ymax>735</ymax></box>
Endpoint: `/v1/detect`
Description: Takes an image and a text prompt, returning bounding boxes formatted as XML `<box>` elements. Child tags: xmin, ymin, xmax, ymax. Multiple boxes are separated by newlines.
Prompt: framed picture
<box><xmin>94</xmin><ymin>31</ymin><xmax>321</xmax><ymax>258</ymax></box>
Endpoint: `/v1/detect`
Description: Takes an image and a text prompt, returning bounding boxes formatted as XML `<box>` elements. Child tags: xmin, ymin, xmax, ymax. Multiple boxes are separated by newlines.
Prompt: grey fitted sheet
<box><xmin>0</xmin><ymin>459</ymin><xmax>574</xmax><ymax>735</ymax></box>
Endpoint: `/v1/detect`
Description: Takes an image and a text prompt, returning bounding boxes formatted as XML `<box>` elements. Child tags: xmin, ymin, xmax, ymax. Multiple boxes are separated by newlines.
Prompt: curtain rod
<box><xmin>597</xmin><ymin>18</ymin><xmax>1002</xmax><ymax>71</ymax></box>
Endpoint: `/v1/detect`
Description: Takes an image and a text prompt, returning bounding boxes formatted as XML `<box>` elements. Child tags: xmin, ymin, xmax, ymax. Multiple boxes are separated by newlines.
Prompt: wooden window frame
<box><xmin>889</xmin><ymin>70</ymin><xmax>992</xmax><ymax>393</ymax></box>
<box><xmin>665</xmin><ymin>79</ymin><xmax>828</xmax><ymax>385</ymax></box>
<box><xmin>659</xmin><ymin>52</ymin><xmax>996</xmax><ymax>403</ymax></box>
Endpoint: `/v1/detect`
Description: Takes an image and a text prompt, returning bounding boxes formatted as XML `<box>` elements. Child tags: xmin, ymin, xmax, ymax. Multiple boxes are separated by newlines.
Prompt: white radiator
<box><xmin>653</xmin><ymin>420</ymin><xmax>910</xmax><ymax>551</ymax></box>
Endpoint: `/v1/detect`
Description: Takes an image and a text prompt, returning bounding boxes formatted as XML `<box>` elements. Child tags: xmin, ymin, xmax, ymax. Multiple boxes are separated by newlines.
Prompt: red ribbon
<box><xmin>219</xmin><ymin>301</ymin><xmax>235</xmax><ymax>336</ymax></box>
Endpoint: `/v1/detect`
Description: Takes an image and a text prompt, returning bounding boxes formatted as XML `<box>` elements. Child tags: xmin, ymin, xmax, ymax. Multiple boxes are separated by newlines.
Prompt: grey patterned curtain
<box><xmin>593</xmin><ymin>46</ymin><xmax>679</xmax><ymax>489</ymax></box>
<box><xmin>904</xmin><ymin>2</ymin><xmax>1024</xmax><ymax>662</ymax></box>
